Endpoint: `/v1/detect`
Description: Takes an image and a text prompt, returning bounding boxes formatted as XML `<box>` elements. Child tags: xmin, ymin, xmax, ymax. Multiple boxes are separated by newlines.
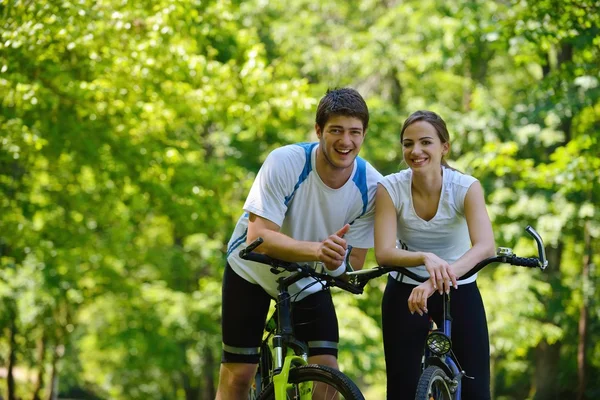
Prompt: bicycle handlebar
<box><xmin>239</xmin><ymin>240</ymin><xmax>364</xmax><ymax>295</ymax></box>
<box><xmin>346</xmin><ymin>225</ymin><xmax>548</xmax><ymax>290</ymax></box>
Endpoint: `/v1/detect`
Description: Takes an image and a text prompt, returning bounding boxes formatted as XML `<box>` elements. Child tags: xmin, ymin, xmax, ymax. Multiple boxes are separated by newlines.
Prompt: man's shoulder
<box><xmin>356</xmin><ymin>156</ymin><xmax>384</xmax><ymax>182</ymax></box>
<box><xmin>265</xmin><ymin>142</ymin><xmax>316</xmax><ymax>164</ymax></box>
<box><xmin>274</xmin><ymin>142</ymin><xmax>317</xmax><ymax>155</ymax></box>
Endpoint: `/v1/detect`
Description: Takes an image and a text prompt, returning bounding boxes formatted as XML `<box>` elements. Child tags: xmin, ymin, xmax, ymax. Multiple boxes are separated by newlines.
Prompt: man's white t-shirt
<box><xmin>378</xmin><ymin>166</ymin><xmax>478</xmax><ymax>285</ymax></box>
<box><xmin>227</xmin><ymin>142</ymin><xmax>383</xmax><ymax>300</ymax></box>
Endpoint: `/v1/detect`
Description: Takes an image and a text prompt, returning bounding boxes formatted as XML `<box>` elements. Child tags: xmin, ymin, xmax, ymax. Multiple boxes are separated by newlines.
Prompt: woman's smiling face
<box><xmin>401</xmin><ymin>120</ymin><xmax>449</xmax><ymax>171</ymax></box>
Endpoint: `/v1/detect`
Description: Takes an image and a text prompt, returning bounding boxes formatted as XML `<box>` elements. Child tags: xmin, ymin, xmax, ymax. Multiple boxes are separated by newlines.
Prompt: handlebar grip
<box><xmin>335</xmin><ymin>279</ymin><xmax>364</xmax><ymax>295</ymax></box>
<box><xmin>240</xmin><ymin>238</ymin><xmax>264</xmax><ymax>258</ymax></box>
<box><xmin>511</xmin><ymin>257</ymin><xmax>540</xmax><ymax>268</ymax></box>
<box><xmin>240</xmin><ymin>250</ymin><xmax>274</xmax><ymax>265</ymax></box>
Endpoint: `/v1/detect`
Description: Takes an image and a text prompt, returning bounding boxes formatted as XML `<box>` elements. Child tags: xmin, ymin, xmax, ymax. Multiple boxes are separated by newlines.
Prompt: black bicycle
<box><xmin>346</xmin><ymin>225</ymin><xmax>548</xmax><ymax>400</ymax></box>
<box><xmin>240</xmin><ymin>238</ymin><xmax>365</xmax><ymax>400</ymax></box>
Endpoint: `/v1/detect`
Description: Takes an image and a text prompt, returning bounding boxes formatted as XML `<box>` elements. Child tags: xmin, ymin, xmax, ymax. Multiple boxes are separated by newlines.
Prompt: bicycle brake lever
<box><xmin>461</xmin><ymin>371</ymin><xmax>475</xmax><ymax>380</ymax></box>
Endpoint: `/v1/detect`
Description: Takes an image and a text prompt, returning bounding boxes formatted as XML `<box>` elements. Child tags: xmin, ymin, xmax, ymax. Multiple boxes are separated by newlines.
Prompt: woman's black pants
<box><xmin>382</xmin><ymin>276</ymin><xmax>491</xmax><ymax>400</ymax></box>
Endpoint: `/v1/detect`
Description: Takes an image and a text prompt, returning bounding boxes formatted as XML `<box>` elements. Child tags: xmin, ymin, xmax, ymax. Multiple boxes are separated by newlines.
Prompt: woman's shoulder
<box><xmin>381</xmin><ymin>168</ymin><xmax>411</xmax><ymax>184</ymax></box>
<box><xmin>444</xmin><ymin>166</ymin><xmax>477</xmax><ymax>189</ymax></box>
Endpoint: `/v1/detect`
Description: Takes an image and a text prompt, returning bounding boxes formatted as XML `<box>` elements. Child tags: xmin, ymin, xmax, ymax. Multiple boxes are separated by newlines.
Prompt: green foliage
<box><xmin>1</xmin><ymin>0</ymin><xmax>599</xmax><ymax>398</ymax></box>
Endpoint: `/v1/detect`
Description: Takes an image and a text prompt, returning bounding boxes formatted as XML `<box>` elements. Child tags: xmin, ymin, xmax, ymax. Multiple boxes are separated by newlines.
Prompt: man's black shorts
<box><xmin>221</xmin><ymin>263</ymin><xmax>339</xmax><ymax>364</ymax></box>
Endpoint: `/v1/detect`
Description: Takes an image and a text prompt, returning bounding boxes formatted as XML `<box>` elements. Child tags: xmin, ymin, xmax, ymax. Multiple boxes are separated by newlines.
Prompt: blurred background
<box><xmin>0</xmin><ymin>0</ymin><xmax>599</xmax><ymax>399</ymax></box>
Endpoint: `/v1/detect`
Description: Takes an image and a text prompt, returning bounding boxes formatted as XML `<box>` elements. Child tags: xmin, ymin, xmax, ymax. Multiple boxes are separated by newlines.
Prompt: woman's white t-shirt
<box><xmin>378</xmin><ymin>166</ymin><xmax>478</xmax><ymax>285</ymax></box>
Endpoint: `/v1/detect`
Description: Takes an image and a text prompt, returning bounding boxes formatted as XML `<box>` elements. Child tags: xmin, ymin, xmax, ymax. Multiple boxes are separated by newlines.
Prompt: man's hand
<box><xmin>317</xmin><ymin>224</ymin><xmax>350</xmax><ymax>271</ymax></box>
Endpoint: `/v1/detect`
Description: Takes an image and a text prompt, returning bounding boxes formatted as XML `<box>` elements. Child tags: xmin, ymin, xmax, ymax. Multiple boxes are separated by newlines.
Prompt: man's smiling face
<box><xmin>316</xmin><ymin>114</ymin><xmax>365</xmax><ymax>171</ymax></box>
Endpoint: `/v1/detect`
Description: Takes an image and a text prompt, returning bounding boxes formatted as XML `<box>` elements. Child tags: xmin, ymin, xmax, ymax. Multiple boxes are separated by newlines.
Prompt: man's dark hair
<box><xmin>315</xmin><ymin>88</ymin><xmax>369</xmax><ymax>131</ymax></box>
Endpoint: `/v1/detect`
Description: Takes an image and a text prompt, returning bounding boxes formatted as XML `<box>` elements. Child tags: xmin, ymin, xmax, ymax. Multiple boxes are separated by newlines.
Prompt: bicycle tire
<box><xmin>415</xmin><ymin>365</ymin><xmax>454</xmax><ymax>400</ymax></box>
<box><xmin>257</xmin><ymin>364</ymin><xmax>364</xmax><ymax>400</ymax></box>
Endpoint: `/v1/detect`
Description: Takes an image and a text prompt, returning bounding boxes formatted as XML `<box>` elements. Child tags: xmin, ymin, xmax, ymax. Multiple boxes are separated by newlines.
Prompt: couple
<box><xmin>216</xmin><ymin>88</ymin><xmax>495</xmax><ymax>400</ymax></box>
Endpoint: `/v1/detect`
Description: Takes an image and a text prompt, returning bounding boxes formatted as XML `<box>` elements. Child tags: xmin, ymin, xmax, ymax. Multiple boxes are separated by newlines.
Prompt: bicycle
<box><xmin>346</xmin><ymin>225</ymin><xmax>548</xmax><ymax>400</ymax></box>
<box><xmin>239</xmin><ymin>237</ymin><xmax>365</xmax><ymax>400</ymax></box>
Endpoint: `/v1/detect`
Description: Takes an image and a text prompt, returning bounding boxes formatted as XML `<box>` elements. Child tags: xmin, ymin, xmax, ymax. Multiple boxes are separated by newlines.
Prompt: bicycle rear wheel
<box><xmin>415</xmin><ymin>366</ymin><xmax>454</xmax><ymax>400</ymax></box>
<box><xmin>257</xmin><ymin>364</ymin><xmax>364</xmax><ymax>400</ymax></box>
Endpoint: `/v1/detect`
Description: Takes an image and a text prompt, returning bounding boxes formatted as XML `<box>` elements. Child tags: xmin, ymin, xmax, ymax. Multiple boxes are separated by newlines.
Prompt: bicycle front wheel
<box><xmin>415</xmin><ymin>366</ymin><xmax>454</xmax><ymax>400</ymax></box>
<box><xmin>257</xmin><ymin>364</ymin><xmax>364</xmax><ymax>400</ymax></box>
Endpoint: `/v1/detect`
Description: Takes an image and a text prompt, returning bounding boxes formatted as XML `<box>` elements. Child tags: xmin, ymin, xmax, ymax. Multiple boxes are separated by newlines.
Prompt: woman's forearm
<box><xmin>450</xmin><ymin>243</ymin><xmax>496</xmax><ymax>278</ymax></box>
<box><xmin>375</xmin><ymin>247</ymin><xmax>426</xmax><ymax>268</ymax></box>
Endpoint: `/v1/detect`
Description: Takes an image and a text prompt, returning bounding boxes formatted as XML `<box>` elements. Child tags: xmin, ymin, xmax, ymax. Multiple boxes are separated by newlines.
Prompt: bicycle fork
<box><xmin>272</xmin><ymin>287</ymin><xmax>312</xmax><ymax>399</ymax></box>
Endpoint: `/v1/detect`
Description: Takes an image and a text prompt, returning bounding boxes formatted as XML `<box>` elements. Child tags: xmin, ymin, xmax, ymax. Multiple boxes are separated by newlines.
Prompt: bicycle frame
<box><xmin>239</xmin><ymin>238</ymin><xmax>367</xmax><ymax>399</ymax></box>
<box><xmin>251</xmin><ymin>252</ymin><xmax>349</xmax><ymax>400</ymax></box>
<box><xmin>270</xmin><ymin>275</ymin><xmax>313</xmax><ymax>400</ymax></box>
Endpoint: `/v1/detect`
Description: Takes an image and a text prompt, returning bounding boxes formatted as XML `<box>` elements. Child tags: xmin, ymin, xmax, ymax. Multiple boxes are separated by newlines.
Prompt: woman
<box><xmin>375</xmin><ymin>110</ymin><xmax>496</xmax><ymax>399</ymax></box>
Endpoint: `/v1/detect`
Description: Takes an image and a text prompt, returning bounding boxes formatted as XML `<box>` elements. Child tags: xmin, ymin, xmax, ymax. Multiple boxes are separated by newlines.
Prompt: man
<box><xmin>216</xmin><ymin>88</ymin><xmax>382</xmax><ymax>399</ymax></box>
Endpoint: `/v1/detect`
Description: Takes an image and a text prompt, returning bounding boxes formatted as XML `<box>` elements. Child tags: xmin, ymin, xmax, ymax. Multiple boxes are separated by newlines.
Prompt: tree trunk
<box><xmin>577</xmin><ymin>221</ymin><xmax>591</xmax><ymax>400</ymax></box>
<box><xmin>7</xmin><ymin>309</ymin><xmax>17</xmax><ymax>400</ymax></box>
<box><xmin>202</xmin><ymin>346</ymin><xmax>216</xmax><ymax>400</ymax></box>
<box><xmin>45</xmin><ymin>346</ymin><xmax>60</xmax><ymax>400</ymax></box>
<box><xmin>490</xmin><ymin>355</ymin><xmax>496</xmax><ymax>400</ymax></box>
<box><xmin>32</xmin><ymin>330</ymin><xmax>48</xmax><ymax>400</ymax></box>
<box><xmin>182</xmin><ymin>372</ymin><xmax>200</xmax><ymax>400</ymax></box>
<box><xmin>532</xmin><ymin>340</ymin><xmax>561</xmax><ymax>400</ymax></box>
<box><xmin>531</xmin><ymin>244</ymin><xmax>563</xmax><ymax>400</ymax></box>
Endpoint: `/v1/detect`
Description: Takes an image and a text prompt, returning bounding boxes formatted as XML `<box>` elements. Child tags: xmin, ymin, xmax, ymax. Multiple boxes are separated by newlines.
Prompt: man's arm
<box><xmin>247</xmin><ymin>213</ymin><xmax>348</xmax><ymax>270</ymax></box>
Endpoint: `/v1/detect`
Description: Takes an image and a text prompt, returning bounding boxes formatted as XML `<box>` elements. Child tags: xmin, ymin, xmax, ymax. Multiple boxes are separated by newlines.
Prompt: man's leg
<box><xmin>308</xmin><ymin>354</ymin><xmax>338</xmax><ymax>369</ymax></box>
<box><xmin>216</xmin><ymin>363</ymin><xmax>258</xmax><ymax>400</ymax></box>
<box><xmin>216</xmin><ymin>263</ymin><xmax>271</xmax><ymax>400</ymax></box>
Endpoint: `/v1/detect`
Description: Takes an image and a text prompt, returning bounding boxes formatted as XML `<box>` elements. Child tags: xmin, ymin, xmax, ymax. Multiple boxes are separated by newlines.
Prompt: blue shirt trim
<box><xmin>352</xmin><ymin>157</ymin><xmax>368</xmax><ymax>216</ymax></box>
<box><xmin>284</xmin><ymin>143</ymin><xmax>317</xmax><ymax>206</ymax></box>
<box><xmin>227</xmin><ymin>227</ymin><xmax>248</xmax><ymax>258</ymax></box>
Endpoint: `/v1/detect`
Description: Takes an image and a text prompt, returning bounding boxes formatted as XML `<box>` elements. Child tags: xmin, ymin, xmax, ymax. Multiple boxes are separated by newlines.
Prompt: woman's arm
<box><xmin>374</xmin><ymin>184</ymin><xmax>425</xmax><ymax>266</ymax></box>
<box><xmin>450</xmin><ymin>181</ymin><xmax>496</xmax><ymax>277</ymax></box>
<box><xmin>349</xmin><ymin>247</ymin><xmax>368</xmax><ymax>271</ymax></box>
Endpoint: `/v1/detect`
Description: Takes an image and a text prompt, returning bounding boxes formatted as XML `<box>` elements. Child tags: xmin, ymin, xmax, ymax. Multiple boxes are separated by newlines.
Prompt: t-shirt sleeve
<box><xmin>453</xmin><ymin>173</ymin><xmax>478</xmax><ymax>215</ymax></box>
<box><xmin>243</xmin><ymin>149</ymin><xmax>297</xmax><ymax>227</ymax></box>
<box><xmin>378</xmin><ymin>174</ymin><xmax>402</xmax><ymax>210</ymax></box>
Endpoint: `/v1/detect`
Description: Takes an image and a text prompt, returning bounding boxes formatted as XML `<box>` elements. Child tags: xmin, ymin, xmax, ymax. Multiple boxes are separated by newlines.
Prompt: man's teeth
<box><xmin>337</xmin><ymin>149</ymin><xmax>351</xmax><ymax>154</ymax></box>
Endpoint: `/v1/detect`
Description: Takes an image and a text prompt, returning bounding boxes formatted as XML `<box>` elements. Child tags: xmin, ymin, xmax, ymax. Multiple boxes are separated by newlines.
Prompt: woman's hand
<box><xmin>423</xmin><ymin>252</ymin><xmax>458</xmax><ymax>294</ymax></box>
<box><xmin>408</xmin><ymin>280</ymin><xmax>436</xmax><ymax>316</ymax></box>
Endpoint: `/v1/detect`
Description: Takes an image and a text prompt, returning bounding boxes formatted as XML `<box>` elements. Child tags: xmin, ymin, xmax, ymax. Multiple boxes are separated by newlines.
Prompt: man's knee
<box><xmin>308</xmin><ymin>354</ymin><xmax>338</xmax><ymax>369</ymax></box>
<box><xmin>216</xmin><ymin>363</ymin><xmax>257</xmax><ymax>396</ymax></box>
